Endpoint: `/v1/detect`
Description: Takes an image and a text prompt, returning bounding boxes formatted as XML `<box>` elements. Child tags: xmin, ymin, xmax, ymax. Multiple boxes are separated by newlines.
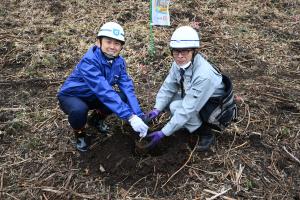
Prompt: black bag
<box><xmin>199</xmin><ymin>74</ymin><xmax>237</xmax><ymax>131</ymax></box>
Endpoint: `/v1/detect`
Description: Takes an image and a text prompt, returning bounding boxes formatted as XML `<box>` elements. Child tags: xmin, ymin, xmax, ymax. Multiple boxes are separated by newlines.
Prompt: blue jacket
<box><xmin>58</xmin><ymin>45</ymin><xmax>143</xmax><ymax>120</ymax></box>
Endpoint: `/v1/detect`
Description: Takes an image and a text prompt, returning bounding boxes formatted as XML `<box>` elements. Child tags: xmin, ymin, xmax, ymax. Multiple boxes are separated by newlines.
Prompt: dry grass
<box><xmin>0</xmin><ymin>0</ymin><xmax>299</xmax><ymax>199</ymax></box>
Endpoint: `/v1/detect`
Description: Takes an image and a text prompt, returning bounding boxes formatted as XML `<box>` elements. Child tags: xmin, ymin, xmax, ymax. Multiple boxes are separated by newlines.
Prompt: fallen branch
<box><xmin>41</xmin><ymin>188</ymin><xmax>64</xmax><ymax>195</ymax></box>
<box><xmin>41</xmin><ymin>188</ymin><xmax>99</xmax><ymax>199</ymax></box>
<box><xmin>0</xmin><ymin>78</ymin><xmax>62</xmax><ymax>86</ymax></box>
<box><xmin>161</xmin><ymin>136</ymin><xmax>199</xmax><ymax>188</ymax></box>
<box><xmin>204</xmin><ymin>189</ymin><xmax>236</xmax><ymax>200</ymax></box>
<box><xmin>231</xmin><ymin>141</ymin><xmax>248</xmax><ymax>151</ymax></box>
<box><xmin>243</xmin><ymin>104</ymin><xmax>251</xmax><ymax>134</ymax></box>
<box><xmin>282</xmin><ymin>146</ymin><xmax>300</xmax><ymax>165</ymax></box>
<box><xmin>42</xmin><ymin>193</ymin><xmax>49</xmax><ymax>200</ymax></box>
<box><xmin>123</xmin><ymin>176</ymin><xmax>147</xmax><ymax>198</ymax></box>
<box><xmin>0</xmin><ymin>107</ymin><xmax>26</xmax><ymax>112</ymax></box>
<box><xmin>3</xmin><ymin>192</ymin><xmax>19</xmax><ymax>200</ymax></box>
<box><xmin>152</xmin><ymin>173</ymin><xmax>160</xmax><ymax>195</ymax></box>
<box><xmin>264</xmin><ymin>93</ymin><xmax>294</xmax><ymax>103</ymax></box>
<box><xmin>206</xmin><ymin>188</ymin><xmax>232</xmax><ymax>200</ymax></box>
<box><xmin>234</xmin><ymin>164</ymin><xmax>245</xmax><ymax>193</ymax></box>
<box><xmin>0</xmin><ymin>171</ymin><xmax>3</xmax><ymax>199</ymax></box>
<box><xmin>33</xmin><ymin>115</ymin><xmax>57</xmax><ymax>132</ymax></box>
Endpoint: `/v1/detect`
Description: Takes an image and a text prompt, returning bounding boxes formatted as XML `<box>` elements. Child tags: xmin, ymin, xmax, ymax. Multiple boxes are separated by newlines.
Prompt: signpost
<box><xmin>149</xmin><ymin>0</ymin><xmax>170</xmax><ymax>57</ymax></box>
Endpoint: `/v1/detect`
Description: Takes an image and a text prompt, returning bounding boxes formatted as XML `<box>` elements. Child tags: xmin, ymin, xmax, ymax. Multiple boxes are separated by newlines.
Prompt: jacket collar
<box><xmin>94</xmin><ymin>45</ymin><xmax>121</xmax><ymax>66</ymax></box>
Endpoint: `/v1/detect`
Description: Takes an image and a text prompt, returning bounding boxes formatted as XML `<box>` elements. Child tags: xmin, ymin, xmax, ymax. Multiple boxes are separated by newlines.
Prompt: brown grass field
<box><xmin>0</xmin><ymin>0</ymin><xmax>299</xmax><ymax>199</ymax></box>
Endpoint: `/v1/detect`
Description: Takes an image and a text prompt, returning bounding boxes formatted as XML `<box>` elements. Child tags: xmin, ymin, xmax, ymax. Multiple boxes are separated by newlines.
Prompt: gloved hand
<box><xmin>128</xmin><ymin>115</ymin><xmax>149</xmax><ymax>137</ymax></box>
<box><xmin>145</xmin><ymin>130</ymin><xmax>165</xmax><ymax>148</ymax></box>
<box><xmin>144</xmin><ymin>108</ymin><xmax>161</xmax><ymax>123</ymax></box>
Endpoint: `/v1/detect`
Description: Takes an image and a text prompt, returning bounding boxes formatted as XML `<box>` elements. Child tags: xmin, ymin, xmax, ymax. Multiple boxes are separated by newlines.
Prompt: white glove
<box><xmin>128</xmin><ymin>115</ymin><xmax>149</xmax><ymax>138</ymax></box>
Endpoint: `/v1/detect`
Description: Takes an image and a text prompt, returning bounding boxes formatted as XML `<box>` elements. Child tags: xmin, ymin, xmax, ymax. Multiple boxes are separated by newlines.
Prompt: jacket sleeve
<box><xmin>117</xmin><ymin>61</ymin><xmax>144</xmax><ymax>117</ymax></box>
<box><xmin>78</xmin><ymin>57</ymin><xmax>133</xmax><ymax>120</ymax></box>
<box><xmin>161</xmin><ymin>76</ymin><xmax>216</xmax><ymax>136</ymax></box>
<box><xmin>154</xmin><ymin>66</ymin><xmax>179</xmax><ymax>111</ymax></box>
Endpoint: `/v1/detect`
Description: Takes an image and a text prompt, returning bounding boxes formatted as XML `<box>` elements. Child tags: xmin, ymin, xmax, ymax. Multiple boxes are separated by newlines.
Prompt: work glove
<box><xmin>145</xmin><ymin>130</ymin><xmax>165</xmax><ymax>148</ymax></box>
<box><xmin>144</xmin><ymin>108</ymin><xmax>161</xmax><ymax>123</ymax></box>
<box><xmin>128</xmin><ymin>115</ymin><xmax>149</xmax><ymax>138</ymax></box>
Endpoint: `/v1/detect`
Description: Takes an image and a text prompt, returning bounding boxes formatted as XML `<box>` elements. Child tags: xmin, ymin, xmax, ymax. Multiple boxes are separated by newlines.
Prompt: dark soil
<box><xmin>1</xmin><ymin>0</ymin><xmax>299</xmax><ymax>199</ymax></box>
<box><xmin>79</xmin><ymin>128</ymin><xmax>193</xmax><ymax>187</ymax></box>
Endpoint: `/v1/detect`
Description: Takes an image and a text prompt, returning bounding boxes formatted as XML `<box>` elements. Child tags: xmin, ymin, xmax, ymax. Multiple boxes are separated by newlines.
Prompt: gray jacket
<box><xmin>154</xmin><ymin>54</ymin><xmax>225</xmax><ymax>136</ymax></box>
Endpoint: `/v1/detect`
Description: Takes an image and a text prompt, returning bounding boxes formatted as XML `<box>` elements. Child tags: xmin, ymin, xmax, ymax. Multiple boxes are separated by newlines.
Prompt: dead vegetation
<box><xmin>0</xmin><ymin>0</ymin><xmax>299</xmax><ymax>199</ymax></box>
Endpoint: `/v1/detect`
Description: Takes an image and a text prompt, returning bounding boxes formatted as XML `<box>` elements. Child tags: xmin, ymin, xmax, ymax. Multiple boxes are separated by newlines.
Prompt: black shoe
<box><xmin>197</xmin><ymin>134</ymin><xmax>214</xmax><ymax>151</ymax></box>
<box><xmin>196</xmin><ymin>127</ymin><xmax>215</xmax><ymax>151</ymax></box>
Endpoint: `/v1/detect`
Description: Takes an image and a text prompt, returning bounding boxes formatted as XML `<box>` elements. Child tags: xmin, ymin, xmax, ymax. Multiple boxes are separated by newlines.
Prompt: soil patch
<box><xmin>78</xmin><ymin>128</ymin><xmax>198</xmax><ymax>189</ymax></box>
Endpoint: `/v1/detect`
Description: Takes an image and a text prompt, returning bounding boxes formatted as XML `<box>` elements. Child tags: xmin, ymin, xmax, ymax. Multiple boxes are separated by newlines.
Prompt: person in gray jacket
<box><xmin>144</xmin><ymin>26</ymin><xmax>237</xmax><ymax>151</ymax></box>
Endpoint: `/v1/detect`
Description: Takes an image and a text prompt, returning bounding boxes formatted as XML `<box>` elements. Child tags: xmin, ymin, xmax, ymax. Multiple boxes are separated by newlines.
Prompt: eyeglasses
<box><xmin>172</xmin><ymin>49</ymin><xmax>193</xmax><ymax>56</ymax></box>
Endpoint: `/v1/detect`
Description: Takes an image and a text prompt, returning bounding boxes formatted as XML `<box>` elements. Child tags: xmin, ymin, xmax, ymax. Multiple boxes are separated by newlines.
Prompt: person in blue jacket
<box><xmin>57</xmin><ymin>22</ymin><xmax>148</xmax><ymax>152</ymax></box>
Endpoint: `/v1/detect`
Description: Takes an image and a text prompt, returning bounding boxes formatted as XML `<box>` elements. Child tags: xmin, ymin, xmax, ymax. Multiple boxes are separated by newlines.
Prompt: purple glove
<box><xmin>144</xmin><ymin>108</ymin><xmax>160</xmax><ymax>123</ymax></box>
<box><xmin>146</xmin><ymin>131</ymin><xmax>165</xmax><ymax>148</ymax></box>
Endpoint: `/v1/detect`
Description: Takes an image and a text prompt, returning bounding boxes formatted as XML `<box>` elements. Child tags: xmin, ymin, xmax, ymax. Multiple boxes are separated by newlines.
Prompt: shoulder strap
<box><xmin>198</xmin><ymin>53</ymin><xmax>222</xmax><ymax>73</ymax></box>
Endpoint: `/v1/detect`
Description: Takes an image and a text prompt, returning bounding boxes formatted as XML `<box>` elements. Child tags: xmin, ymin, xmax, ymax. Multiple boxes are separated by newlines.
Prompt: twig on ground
<box><xmin>152</xmin><ymin>173</ymin><xmax>160</xmax><ymax>195</ymax></box>
<box><xmin>123</xmin><ymin>176</ymin><xmax>147</xmax><ymax>199</ymax></box>
<box><xmin>264</xmin><ymin>93</ymin><xmax>295</xmax><ymax>103</ymax></box>
<box><xmin>203</xmin><ymin>189</ymin><xmax>236</xmax><ymax>200</ymax></box>
<box><xmin>0</xmin><ymin>78</ymin><xmax>62</xmax><ymax>86</ymax></box>
<box><xmin>191</xmin><ymin>169</ymin><xmax>202</xmax><ymax>181</ymax></box>
<box><xmin>224</xmin><ymin>133</ymin><xmax>239</xmax><ymax>167</ymax></box>
<box><xmin>0</xmin><ymin>158</ymin><xmax>31</xmax><ymax>168</ymax></box>
<box><xmin>161</xmin><ymin>136</ymin><xmax>199</xmax><ymax>188</ymax></box>
<box><xmin>41</xmin><ymin>188</ymin><xmax>64</xmax><ymax>195</ymax></box>
<box><xmin>231</xmin><ymin>141</ymin><xmax>248</xmax><ymax>151</ymax></box>
<box><xmin>4</xmin><ymin>192</ymin><xmax>20</xmax><ymax>200</ymax></box>
<box><xmin>0</xmin><ymin>107</ymin><xmax>26</xmax><ymax>112</ymax></box>
<box><xmin>234</xmin><ymin>164</ymin><xmax>245</xmax><ymax>192</ymax></box>
<box><xmin>0</xmin><ymin>171</ymin><xmax>3</xmax><ymax>199</ymax></box>
<box><xmin>64</xmin><ymin>172</ymin><xmax>74</xmax><ymax>189</ymax></box>
<box><xmin>243</xmin><ymin>104</ymin><xmax>251</xmax><ymax>134</ymax></box>
<box><xmin>33</xmin><ymin>115</ymin><xmax>57</xmax><ymax>132</ymax></box>
<box><xmin>42</xmin><ymin>193</ymin><xmax>49</xmax><ymax>200</ymax></box>
<box><xmin>187</xmin><ymin>165</ymin><xmax>221</xmax><ymax>176</ymax></box>
<box><xmin>206</xmin><ymin>188</ymin><xmax>232</xmax><ymax>200</ymax></box>
<box><xmin>41</xmin><ymin>187</ymin><xmax>99</xmax><ymax>199</ymax></box>
<box><xmin>69</xmin><ymin>190</ymin><xmax>99</xmax><ymax>199</ymax></box>
<box><xmin>282</xmin><ymin>146</ymin><xmax>300</xmax><ymax>165</ymax></box>
<box><xmin>225</xmin><ymin>104</ymin><xmax>250</xmax><ymax>161</ymax></box>
<box><xmin>235</xmin><ymin>101</ymin><xmax>247</xmax><ymax>124</ymax></box>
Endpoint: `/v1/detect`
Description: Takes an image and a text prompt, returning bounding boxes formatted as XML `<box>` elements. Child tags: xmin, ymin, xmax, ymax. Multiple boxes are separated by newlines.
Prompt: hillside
<box><xmin>0</xmin><ymin>0</ymin><xmax>299</xmax><ymax>199</ymax></box>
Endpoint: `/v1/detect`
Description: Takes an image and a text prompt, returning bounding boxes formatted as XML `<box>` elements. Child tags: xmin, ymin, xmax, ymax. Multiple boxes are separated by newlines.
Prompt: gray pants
<box><xmin>168</xmin><ymin>93</ymin><xmax>202</xmax><ymax>133</ymax></box>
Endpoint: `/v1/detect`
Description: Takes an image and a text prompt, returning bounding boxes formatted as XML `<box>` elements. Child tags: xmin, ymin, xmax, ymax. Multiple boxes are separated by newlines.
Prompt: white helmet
<box><xmin>97</xmin><ymin>22</ymin><xmax>125</xmax><ymax>43</ymax></box>
<box><xmin>170</xmin><ymin>26</ymin><xmax>200</xmax><ymax>48</ymax></box>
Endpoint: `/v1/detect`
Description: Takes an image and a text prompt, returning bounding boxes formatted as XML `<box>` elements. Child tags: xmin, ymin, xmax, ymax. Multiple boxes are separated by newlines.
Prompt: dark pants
<box><xmin>199</xmin><ymin>75</ymin><xmax>237</xmax><ymax>131</ymax></box>
<box><xmin>58</xmin><ymin>93</ymin><xmax>127</xmax><ymax>130</ymax></box>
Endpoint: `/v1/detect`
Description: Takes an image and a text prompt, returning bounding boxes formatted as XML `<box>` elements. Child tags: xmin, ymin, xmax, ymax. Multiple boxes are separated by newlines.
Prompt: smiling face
<box><xmin>172</xmin><ymin>49</ymin><xmax>193</xmax><ymax>66</ymax></box>
<box><xmin>97</xmin><ymin>37</ymin><xmax>123</xmax><ymax>57</ymax></box>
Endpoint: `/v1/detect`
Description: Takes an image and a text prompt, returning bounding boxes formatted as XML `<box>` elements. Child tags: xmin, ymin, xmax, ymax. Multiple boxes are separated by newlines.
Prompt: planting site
<box><xmin>0</xmin><ymin>0</ymin><xmax>299</xmax><ymax>199</ymax></box>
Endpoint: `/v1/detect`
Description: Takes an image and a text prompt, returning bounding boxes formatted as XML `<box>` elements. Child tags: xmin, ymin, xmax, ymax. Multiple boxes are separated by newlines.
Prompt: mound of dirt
<box><xmin>78</xmin><ymin>128</ymin><xmax>200</xmax><ymax>189</ymax></box>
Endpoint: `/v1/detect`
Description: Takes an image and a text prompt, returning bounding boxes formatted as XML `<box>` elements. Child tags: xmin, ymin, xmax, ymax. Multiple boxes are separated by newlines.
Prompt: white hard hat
<box><xmin>97</xmin><ymin>22</ymin><xmax>125</xmax><ymax>42</ymax></box>
<box><xmin>170</xmin><ymin>26</ymin><xmax>200</xmax><ymax>48</ymax></box>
